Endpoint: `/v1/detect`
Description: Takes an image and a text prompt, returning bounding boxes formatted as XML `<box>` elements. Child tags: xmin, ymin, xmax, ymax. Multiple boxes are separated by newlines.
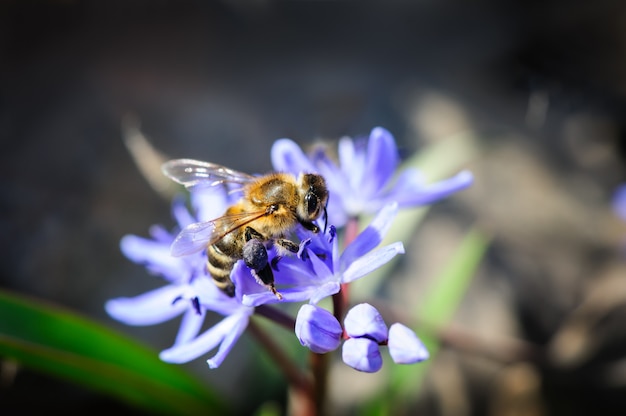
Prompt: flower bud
<box><xmin>342</xmin><ymin>338</ymin><xmax>382</xmax><ymax>373</ymax></box>
<box><xmin>388</xmin><ymin>323</ymin><xmax>429</xmax><ymax>364</ymax></box>
<box><xmin>295</xmin><ymin>304</ymin><xmax>342</xmax><ymax>353</ymax></box>
<box><xmin>343</xmin><ymin>303</ymin><xmax>388</xmax><ymax>343</ymax></box>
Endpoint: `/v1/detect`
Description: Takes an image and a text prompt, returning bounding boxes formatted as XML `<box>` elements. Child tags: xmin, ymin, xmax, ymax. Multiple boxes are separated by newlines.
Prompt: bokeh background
<box><xmin>2</xmin><ymin>0</ymin><xmax>626</xmax><ymax>414</ymax></box>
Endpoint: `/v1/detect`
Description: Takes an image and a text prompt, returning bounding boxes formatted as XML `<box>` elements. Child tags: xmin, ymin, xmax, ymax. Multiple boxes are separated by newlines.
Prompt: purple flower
<box><xmin>272</xmin><ymin>127</ymin><xmax>473</xmax><ymax>226</ymax></box>
<box><xmin>242</xmin><ymin>202</ymin><xmax>404</xmax><ymax>306</ymax></box>
<box><xmin>295</xmin><ymin>304</ymin><xmax>342</xmax><ymax>353</ymax></box>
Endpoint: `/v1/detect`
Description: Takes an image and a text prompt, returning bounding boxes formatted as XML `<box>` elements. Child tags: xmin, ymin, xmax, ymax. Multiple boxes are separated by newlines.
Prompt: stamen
<box><xmin>191</xmin><ymin>296</ymin><xmax>202</xmax><ymax>315</ymax></box>
<box><xmin>328</xmin><ymin>225</ymin><xmax>337</xmax><ymax>244</ymax></box>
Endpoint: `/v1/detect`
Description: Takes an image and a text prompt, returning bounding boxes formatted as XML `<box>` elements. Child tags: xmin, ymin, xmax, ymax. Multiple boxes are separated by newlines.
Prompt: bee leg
<box><xmin>244</xmin><ymin>226</ymin><xmax>266</xmax><ymax>242</ymax></box>
<box><xmin>251</xmin><ymin>264</ymin><xmax>283</xmax><ymax>301</ymax></box>
<box><xmin>243</xmin><ymin>238</ymin><xmax>268</xmax><ymax>271</ymax></box>
<box><xmin>276</xmin><ymin>238</ymin><xmax>299</xmax><ymax>253</ymax></box>
<box><xmin>243</xmin><ymin>238</ymin><xmax>282</xmax><ymax>300</ymax></box>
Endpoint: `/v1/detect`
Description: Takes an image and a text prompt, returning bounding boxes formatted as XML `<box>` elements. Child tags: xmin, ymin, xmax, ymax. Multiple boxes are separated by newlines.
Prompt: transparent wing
<box><xmin>161</xmin><ymin>159</ymin><xmax>257</xmax><ymax>189</ymax></box>
<box><xmin>171</xmin><ymin>210</ymin><xmax>268</xmax><ymax>257</ymax></box>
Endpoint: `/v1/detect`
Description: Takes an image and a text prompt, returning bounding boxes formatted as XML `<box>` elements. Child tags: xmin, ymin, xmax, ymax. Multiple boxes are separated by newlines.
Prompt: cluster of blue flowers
<box><xmin>106</xmin><ymin>127</ymin><xmax>473</xmax><ymax>372</ymax></box>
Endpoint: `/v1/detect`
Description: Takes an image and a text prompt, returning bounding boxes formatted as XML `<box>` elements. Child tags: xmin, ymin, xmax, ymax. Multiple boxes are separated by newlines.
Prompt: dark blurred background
<box><xmin>2</xmin><ymin>0</ymin><xmax>626</xmax><ymax>414</ymax></box>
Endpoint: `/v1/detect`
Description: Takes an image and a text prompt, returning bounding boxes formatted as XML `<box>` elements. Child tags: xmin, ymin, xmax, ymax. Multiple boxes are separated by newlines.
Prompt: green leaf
<box><xmin>387</xmin><ymin>227</ymin><xmax>490</xmax><ymax>403</ymax></box>
<box><xmin>0</xmin><ymin>289</ymin><xmax>227</xmax><ymax>415</ymax></box>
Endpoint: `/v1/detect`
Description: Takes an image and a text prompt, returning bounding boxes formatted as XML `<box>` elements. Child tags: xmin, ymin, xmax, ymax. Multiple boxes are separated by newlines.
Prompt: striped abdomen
<box><xmin>206</xmin><ymin>230</ymin><xmax>243</xmax><ymax>297</ymax></box>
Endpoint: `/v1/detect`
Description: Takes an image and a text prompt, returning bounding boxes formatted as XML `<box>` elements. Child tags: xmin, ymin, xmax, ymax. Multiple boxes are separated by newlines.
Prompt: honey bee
<box><xmin>162</xmin><ymin>158</ymin><xmax>329</xmax><ymax>299</ymax></box>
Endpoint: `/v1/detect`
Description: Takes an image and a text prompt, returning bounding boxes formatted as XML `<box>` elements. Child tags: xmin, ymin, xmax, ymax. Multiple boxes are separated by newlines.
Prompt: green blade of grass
<box><xmin>388</xmin><ymin>227</ymin><xmax>490</xmax><ymax>403</ymax></box>
<box><xmin>0</xmin><ymin>289</ymin><xmax>226</xmax><ymax>415</ymax></box>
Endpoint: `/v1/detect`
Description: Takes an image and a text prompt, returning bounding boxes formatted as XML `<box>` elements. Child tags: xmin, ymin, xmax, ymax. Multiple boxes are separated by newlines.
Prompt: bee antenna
<box><xmin>322</xmin><ymin>206</ymin><xmax>328</xmax><ymax>234</ymax></box>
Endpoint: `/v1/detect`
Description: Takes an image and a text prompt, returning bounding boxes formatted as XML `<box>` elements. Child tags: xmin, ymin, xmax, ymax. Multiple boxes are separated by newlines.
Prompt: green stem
<box><xmin>255</xmin><ymin>304</ymin><xmax>297</xmax><ymax>331</ymax></box>
<box><xmin>310</xmin><ymin>216</ymin><xmax>361</xmax><ymax>413</ymax></box>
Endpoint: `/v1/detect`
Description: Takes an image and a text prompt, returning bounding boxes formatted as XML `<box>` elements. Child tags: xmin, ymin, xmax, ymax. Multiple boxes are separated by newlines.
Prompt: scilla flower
<box><xmin>272</xmin><ymin>126</ymin><xmax>474</xmax><ymax>226</ymax></box>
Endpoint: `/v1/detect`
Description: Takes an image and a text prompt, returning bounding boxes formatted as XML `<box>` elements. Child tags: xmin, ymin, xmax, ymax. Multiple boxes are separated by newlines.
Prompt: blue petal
<box><xmin>149</xmin><ymin>224</ymin><xmax>174</xmax><ymax>243</ymax></box>
<box><xmin>190</xmin><ymin>186</ymin><xmax>230</xmax><ymax>222</ymax></box>
<box><xmin>343</xmin><ymin>303</ymin><xmax>388</xmax><ymax>343</ymax></box>
<box><xmin>363</xmin><ymin>127</ymin><xmax>399</xmax><ymax>196</ymax></box>
<box><xmin>105</xmin><ymin>285</ymin><xmax>189</xmax><ymax>325</ymax></box>
<box><xmin>174</xmin><ymin>307</ymin><xmax>205</xmax><ymax>345</ymax></box>
<box><xmin>342</xmin><ymin>242</ymin><xmax>405</xmax><ymax>284</ymax></box>
<box><xmin>308</xmin><ymin>248</ymin><xmax>334</xmax><ymax>280</ymax></box>
<box><xmin>337</xmin><ymin>137</ymin><xmax>359</xmax><ymax>182</ymax></box>
<box><xmin>120</xmin><ymin>235</ymin><xmax>186</xmax><ymax>283</ymax></box>
<box><xmin>159</xmin><ymin>311</ymin><xmax>249</xmax><ymax>365</ymax></box>
<box><xmin>388</xmin><ymin>323</ymin><xmax>429</xmax><ymax>364</ymax></box>
<box><xmin>172</xmin><ymin>196</ymin><xmax>196</xmax><ymax>228</ymax></box>
<box><xmin>295</xmin><ymin>304</ymin><xmax>342</xmax><ymax>353</ymax></box>
<box><xmin>242</xmin><ymin>284</ymin><xmax>318</xmax><ymax>306</ymax></box>
<box><xmin>309</xmin><ymin>281</ymin><xmax>341</xmax><ymax>305</ymax></box>
<box><xmin>388</xmin><ymin>169</ymin><xmax>473</xmax><ymax>207</ymax></box>
<box><xmin>340</xmin><ymin>202</ymin><xmax>398</xmax><ymax>270</ymax></box>
<box><xmin>207</xmin><ymin>312</ymin><xmax>251</xmax><ymax>368</ymax></box>
<box><xmin>271</xmin><ymin>139</ymin><xmax>316</xmax><ymax>174</ymax></box>
<box><xmin>342</xmin><ymin>338</ymin><xmax>383</xmax><ymax>373</ymax></box>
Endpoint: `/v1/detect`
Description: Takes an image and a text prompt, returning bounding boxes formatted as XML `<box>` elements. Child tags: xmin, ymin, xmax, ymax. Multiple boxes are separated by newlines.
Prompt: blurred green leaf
<box><xmin>0</xmin><ymin>289</ymin><xmax>226</xmax><ymax>415</ymax></box>
<box><xmin>386</xmin><ymin>227</ymin><xmax>489</xmax><ymax>405</ymax></box>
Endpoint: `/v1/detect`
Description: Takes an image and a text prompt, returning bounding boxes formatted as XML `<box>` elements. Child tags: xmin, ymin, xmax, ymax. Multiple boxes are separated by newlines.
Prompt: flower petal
<box><xmin>271</xmin><ymin>138</ymin><xmax>316</xmax><ymax>174</ymax></box>
<box><xmin>388</xmin><ymin>169</ymin><xmax>473</xmax><ymax>207</ymax></box>
<box><xmin>174</xmin><ymin>307</ymin><xmax>205</xmax><ymax>346</ymax></box>
<box><xmin>295</xmin><ymin>304</ymin><xmax>342</xmax><ymax>353</ymax></box>
<box><xmin>207</xmin><ymin>312</ymin><xmax>250</xmax><ymax>368</ymax></box>
<box><xmin>344</xmin><ymin>303</ymin><xmax>388</xmax><ymax>343</ymax></box>
<box><xmin>309</xmin><ymin>281</ymin><xmax>341</xmax><ymax>305</ymax></box>
<box><xmin>120</xmin><ymin>235</ymin><xmax>193</xmax><ymax>284</ymax></box>
<box><xmin>191</xmin><ymin>186</ymin><xmax>230</xmax><ymax>222</ymax></box>
<box><xmin>242</xmin><ymin>285</ymin><xmax>314</xmax><ymax>306</ymax></box>
<box><xmin>388</xmin><ymin>323</ymin><xmax>429</xmax><ymax>364</ymax></box>
<box><xmin>342</xmin><ymin>242</ymin><xmax>405</xmax><ymax>284</ymax></box>
<box><xmin>105</xmin><ymin>285</ymin><xmax>188</xmax><ymax>325</ymax></box>
<box><xmin>340</xmin><ymin>202</ymin><xmax>398</xmax><ymax>269</ymax></box>
<box><xmin>159</xmin><ymin>312</ymin><xmax>248</xmax><ymax>364</ymax></box>
<box><xmin>363</xmin><ymin>127</ymin><xmax>399</xmax><ymax>195</ymax></box>
<box><xmin>342</xmin><ymin>338</ymin><xmax>383</xmax><ymax>373</ymax></box>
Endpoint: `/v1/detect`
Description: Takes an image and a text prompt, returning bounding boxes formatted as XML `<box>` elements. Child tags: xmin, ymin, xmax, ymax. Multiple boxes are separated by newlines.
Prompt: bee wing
<box><xmin>170</xmin><ymin>221</ymin><xmax>217</xmax><ymax>257</ymax></box>
<box><xmin>171</xmin><ymin>210</ymin><xmax>268</xmax><ymax>257</ymax></box>
<box><xmin>161</xmin><ymin>159</ymin><xmax>257</xmax><ymax>189</ymax></box>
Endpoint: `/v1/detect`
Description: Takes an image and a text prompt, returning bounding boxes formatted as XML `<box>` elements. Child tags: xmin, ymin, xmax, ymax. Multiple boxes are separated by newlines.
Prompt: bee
<box><xmin>161</xmin><ymin>158</ymin><xmax>329</xmax><ymax>299</ymax></box>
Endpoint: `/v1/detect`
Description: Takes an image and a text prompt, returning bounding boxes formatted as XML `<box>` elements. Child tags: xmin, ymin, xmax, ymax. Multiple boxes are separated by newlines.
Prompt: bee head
<box><xmin>298</xmin><ymin>173</ymin><xmax>329</xmax><ymax>222</ymax></box>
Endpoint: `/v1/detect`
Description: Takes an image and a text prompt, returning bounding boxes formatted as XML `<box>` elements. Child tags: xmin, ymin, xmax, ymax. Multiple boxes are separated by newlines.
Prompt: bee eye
<box><xmin>305</xmin><ymin>193</ymin><xmax>319</xmax><ymax>217</ymax></box>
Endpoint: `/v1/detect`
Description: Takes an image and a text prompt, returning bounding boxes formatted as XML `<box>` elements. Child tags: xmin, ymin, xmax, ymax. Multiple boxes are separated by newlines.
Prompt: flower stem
<box><xmin>255</xmin><ymin>304</ymin><xmax>297</xmax><ymax>331</ymax></box>
<box><xmin>247</xmin><ymin>319</ymin><xmax>314</xmax><ymax>400</ymax></box>
<box><xmin>308</xmin><ymin>216</ymin><xmax>361</xmax><ymax>413</ymax></box>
